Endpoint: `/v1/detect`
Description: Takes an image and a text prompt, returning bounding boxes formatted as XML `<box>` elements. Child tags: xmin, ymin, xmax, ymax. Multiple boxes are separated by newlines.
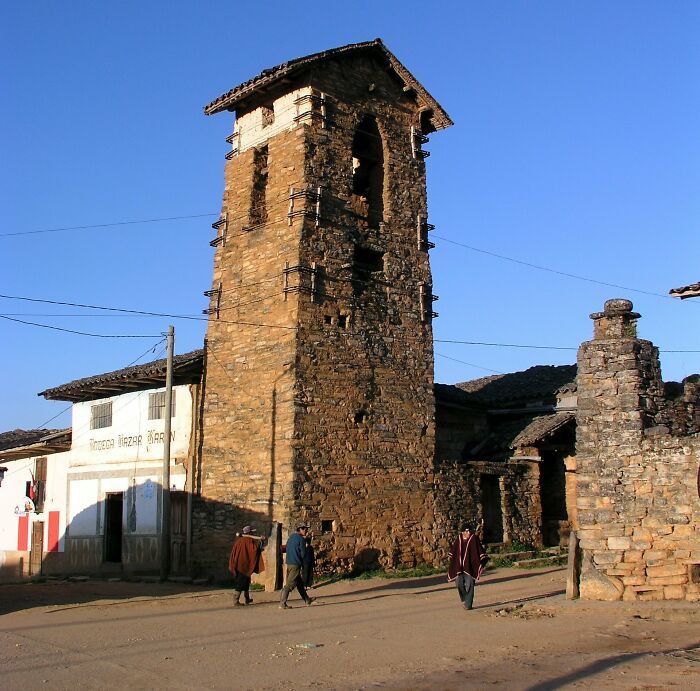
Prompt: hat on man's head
<box><xmin>242</xmin><ymin>526</ymin><xmax>256</xmax><ymax>535</ymax></box>
<box><xmin>296</xmin><ymin>524</ymin><xmax>310</xmax><ymax>531</ymax></box>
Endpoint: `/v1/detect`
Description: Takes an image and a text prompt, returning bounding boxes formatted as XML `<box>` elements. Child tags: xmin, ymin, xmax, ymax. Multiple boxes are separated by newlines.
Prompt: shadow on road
<box><xmin>0</xmin><ymin>580</ymin><xmax>223</xmax><ymax>616</ymax></box>
<box><xmin>525</xmin><ymin>641</ymin><xmax>700</xmax><ymax>690</ymax></box>
<box><xmin>0</xmin><ymin>566</ymin><xmax>564</xmax><ymax>617</ymax></box>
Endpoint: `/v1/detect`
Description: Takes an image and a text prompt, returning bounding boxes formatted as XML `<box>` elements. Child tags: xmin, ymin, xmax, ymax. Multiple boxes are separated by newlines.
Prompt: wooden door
<box><xmin>170</xmin><ymin>492</ymin><xmax>187</xmax><ymax>575</ymax></box>
<box><xmin>30</xmin><ymin>521</ymin><xmax>44</xmax><ymax>575</ymax></box>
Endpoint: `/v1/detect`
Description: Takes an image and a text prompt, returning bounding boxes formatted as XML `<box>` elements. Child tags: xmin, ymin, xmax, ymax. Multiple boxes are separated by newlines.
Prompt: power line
<box><xmin>434</xmin><ymin>352</ymin><xmax>504</xmax><ymax>374</ymax></box>
<box><xmin>30</xmin><ymin>337</ymin><xmax>166</xmax><ymax>428</ymax></box>
<box><xmin>4</xmin><ymin>203</ymin><xmax>686</xmax><ymax>309</ymax></box>
<box><xmin>0</xmin><ymin>315</ymin><xmax>162</xmax><ymax>338</ymax></box>
<box><xmin>432</xmin><ymin>233</ymin><xmax>685</xmax><ymax>302</ymax></box>
<box><xmin>0</xmin><ymin>293</ymin><xmax>298</xmax><ymax>332</ymax></box>
<box><xmin>435</xmin><ymin>338</ymin><xmax>576</xmax><ymax>351</ymax></box>
<box><xmin>434</xmin><ymin>337</ymin><xmax>700</xmax><ymax>353</ymax></box>
<box><xmin>0</xmin><ymin>213</ymin><xmax>218</xmax><ymax>238</ymax></box>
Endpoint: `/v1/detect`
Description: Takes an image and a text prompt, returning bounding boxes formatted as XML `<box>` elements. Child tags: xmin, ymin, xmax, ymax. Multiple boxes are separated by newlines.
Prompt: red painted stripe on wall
<box><xmin>17</xmin><ymin>515</ymin><xmax>29</xmax><ymax>551</ymax></box>
<box><xmin>48</xmin><ymin>511</ymin><xmax>60</xmax><ymax>552</ymax></box>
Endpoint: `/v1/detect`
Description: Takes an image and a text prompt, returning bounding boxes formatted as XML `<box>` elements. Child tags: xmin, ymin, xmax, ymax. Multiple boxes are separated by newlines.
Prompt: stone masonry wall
<box><xmin>194</xmin><ymin>50</ymin><xmax>446</xmax><ymax>578</ymax></box>
<box><xmin>576</xmin><ymin>299</ymin><xmax>700</xmax><ymax>601</ymax></box>
<box><xmin>435</xmin><ymin>459</ymin><xmax>542</xmax><ymax>551</ymax></box>
<box><xmin>289</xmin><ymin>54</ymin><xmax>439</xmax><ymax>572</ymax></box>
<box><xmin>192</xmin><ymin>120</ymin><xmax>305</xmax><ymax>578</ymax></box>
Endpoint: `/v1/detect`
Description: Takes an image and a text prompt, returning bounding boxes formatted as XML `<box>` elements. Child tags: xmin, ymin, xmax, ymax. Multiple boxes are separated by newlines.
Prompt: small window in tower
<box><xmin>353</xmin><ymin>245</ymin><xmax>384</xmax><ymax>273</ymax></box>
<box><xmin>338</xmin><ymin>314</ymin><xmax>348</xmax><ymax>329</ymax></box>
<box><xmin>321</xmin><ymin>520</ymin><xmax>333</xmax><ymax>534</ymax></box>
<box><xmin>261</xmin><ymin>104</ymin><xmax>274</xmax><ymax>128</ymax></box>
<box><xmin>324</xmin><ymin>315</ymin><xmax>333</xmax><ymax>325</ymax></box>
<box><xmin>352</xmin><ymin>244</ymin><xmax>384</xmax><ymax>295</ymax></box>
<box><xmin>351</xmin><ymin>116</ymin><xmax>384</xmax><ymax>229</ymax></box>
<box><xmin>249</xmin><ymin>145</ymin><xmax>269</xmax><ymax>227</ymax></box>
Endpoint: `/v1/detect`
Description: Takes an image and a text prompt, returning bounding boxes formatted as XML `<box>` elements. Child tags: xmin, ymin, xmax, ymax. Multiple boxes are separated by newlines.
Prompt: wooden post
<box><xmin>160</xmin><ymin>325</ymin><xmax>174</xmax><ymax>581</ymax></box>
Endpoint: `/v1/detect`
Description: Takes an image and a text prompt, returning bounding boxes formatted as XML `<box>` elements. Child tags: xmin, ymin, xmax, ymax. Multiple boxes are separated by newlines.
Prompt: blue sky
<box><xmin>2</xmin><ymin>2</ymin><xmax>699</xmax><ymax>430</ymax></box>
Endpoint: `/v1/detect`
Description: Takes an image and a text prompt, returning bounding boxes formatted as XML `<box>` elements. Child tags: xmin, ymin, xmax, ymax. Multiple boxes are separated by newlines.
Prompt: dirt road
<box><xmin>2</xmin><ymin>567</ymin><xmax>698</xmax><ymax>690</ymax></box>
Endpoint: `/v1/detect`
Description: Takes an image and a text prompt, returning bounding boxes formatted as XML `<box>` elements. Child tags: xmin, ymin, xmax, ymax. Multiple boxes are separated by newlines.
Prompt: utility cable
<box><xmin>0</xmin><ymin>213</ymin><xmax>218</xmax><ymax>238</ymax></box>
<box><xmin>0</xmin><ymin>315</ymin><xmax>162</xmax><ymax>338</ymax></box>
<box><xmin>432</xmin><ymin>233</ymin><xmax>686</xmax><ymax>302</ymax></box>
<box><xmin>32</xmin><ymin>337</ymin><xmax>167</xmax><ymax>429</ymax></box>
<box><xmin>434</xmin><ymin>352</ymin><xmax>504</xmax><ymax>374</ymax></box>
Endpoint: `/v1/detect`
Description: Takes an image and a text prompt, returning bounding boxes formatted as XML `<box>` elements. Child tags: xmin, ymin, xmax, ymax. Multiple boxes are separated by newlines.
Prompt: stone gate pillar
<box><xmin>575</xmin><ymin>299</ymin><xmax>663</xmax><ymax>600</ymax></box>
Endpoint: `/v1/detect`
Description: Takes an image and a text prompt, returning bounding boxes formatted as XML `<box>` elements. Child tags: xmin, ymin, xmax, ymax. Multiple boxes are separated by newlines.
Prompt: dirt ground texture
<box><xmin>1</xmin><ymin>566</ymin><xmax>699</xmax><ymax>690</ymax></box>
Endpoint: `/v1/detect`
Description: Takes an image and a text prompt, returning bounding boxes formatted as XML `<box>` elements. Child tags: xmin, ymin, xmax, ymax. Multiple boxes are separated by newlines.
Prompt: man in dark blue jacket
<box><xmin>280</xmin><ymin>525</ymin><xmax>316</xmax><ymax>609</ymax></box>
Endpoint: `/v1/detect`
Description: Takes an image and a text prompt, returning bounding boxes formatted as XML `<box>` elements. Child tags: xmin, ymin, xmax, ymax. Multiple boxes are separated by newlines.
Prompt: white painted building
<box><xmin>0</xmin><ymin>430</ymin><xmax>71</xmax><ymax>582</ymax></box>
<box><xmin>0</xmin><ymin>349</ymin><xmax>204</xmax><ymax>580</ymax></box>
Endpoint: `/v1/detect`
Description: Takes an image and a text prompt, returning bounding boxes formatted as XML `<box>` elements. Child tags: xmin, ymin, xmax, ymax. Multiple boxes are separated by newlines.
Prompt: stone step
<box><xmin>512</xmin><ymin>554</ymin><xmax>568</xmax><ymax>568</ymax></box>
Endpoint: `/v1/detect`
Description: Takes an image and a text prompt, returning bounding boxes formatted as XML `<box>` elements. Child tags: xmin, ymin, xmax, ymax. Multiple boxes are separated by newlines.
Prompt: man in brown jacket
<box><xmin>228</xmin><ymin>526</ymin><xmax>265</xmax><ymax>606</ymax></box>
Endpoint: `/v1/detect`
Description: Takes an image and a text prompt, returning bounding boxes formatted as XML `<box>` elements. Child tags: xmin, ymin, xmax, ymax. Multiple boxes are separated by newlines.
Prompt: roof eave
<box><xmin>203</xmin><ymin>40</ymin><xmax>452</xmax><ymax>131</ymax></box>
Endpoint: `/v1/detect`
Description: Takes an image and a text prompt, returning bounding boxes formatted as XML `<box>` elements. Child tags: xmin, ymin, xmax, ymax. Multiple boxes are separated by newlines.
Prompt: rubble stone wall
<box><xmin>576</xmin><ymin>299</ymin><xmax>700</xmax><ymax>601</ymax></box>
<box><xmin>435</xmin><ymin>459</ymin><xmax>542</xmax><ymax>550</ymax></box>
<box><xmin>290</xmin><ymin>54</ymin><xmax>439</xmax><ymax>572</ymax></box>
<box><xmin>192</xmin><ymin>121</ymin><xmax>304</xmax><ymax>578</ymax></box>
<box><xmin>195</xmin><ymin>51</ymin><xmax>443</xmax><ymax>577</ymax></box>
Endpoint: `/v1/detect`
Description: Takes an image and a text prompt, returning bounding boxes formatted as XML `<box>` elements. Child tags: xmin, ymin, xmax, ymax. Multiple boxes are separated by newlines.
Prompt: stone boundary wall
<box><xmin>435</xmin><ymin>458</ymin><xmax>542</xmax><ymax>551</ymax></box>
<box><xmin>576</xmin><ymin>299</ymin><xmax>700</xmax><ymax>601</ymax></box>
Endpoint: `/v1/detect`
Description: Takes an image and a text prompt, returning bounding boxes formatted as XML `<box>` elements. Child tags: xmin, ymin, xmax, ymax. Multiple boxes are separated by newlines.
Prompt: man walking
<box><xmin>280</xmin><ymin>524</ymin><xmax>316</xmax><ymax>609</ymax></box>
<box><xmin>447</xmin><ymin>522</ymin><xmax>489</xmax><ymax>610</ymax></box>
<box><xmin>228</xmin><ymin>525</ymin><xmax>265</xmax><ymax>606</ymax></box>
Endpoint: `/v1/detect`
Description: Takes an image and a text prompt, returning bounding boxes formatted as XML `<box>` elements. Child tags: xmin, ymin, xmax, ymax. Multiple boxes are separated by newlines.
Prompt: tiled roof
<box><xmin>455</xmin><ymin>365</ymin><xmax>577</xmax><ymax>407</ymax></box>
<box><xmin>511</xmin><ymin>412</ymin><xmax>575</xmax><ymax>448</ymax></box>
<box><xmin>0</xmin><ymin>428</ymin><xmax>71</xmax><ymax>460</ymax></box>
<box><xmin>465</xmin><ymin>412</ymin><xmax>575</xmax><ymax>459</ymax></box>
<box><xmin>40</xmin><ymin>349</ymin><xmax>204</xmax><ymax>403</ymax></box>
<box><xmin>0</xmin><ymin>429</ymin><xmax>63</xmax><ymax>452</ymax></box>
<box><xmin>434</xmin><ymin>383</ymin><xmax>484</xmax><ymax>409</ymax></box>
<box><xmin>669</xmin><ymin>281</ymin><xmax>700</xmax><ymax>299</ymax></box>
<box><xmin>204</xmin><ymin>38</ymin><xmax>452</xmax><ymax>132</ymax></box>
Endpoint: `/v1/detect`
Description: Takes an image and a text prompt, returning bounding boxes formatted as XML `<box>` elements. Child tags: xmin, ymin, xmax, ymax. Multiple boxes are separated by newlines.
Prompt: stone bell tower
<box><xmin>192</xmin><ymin>40</ymin><xmax>452</xmax><ymax>577</ymax></box>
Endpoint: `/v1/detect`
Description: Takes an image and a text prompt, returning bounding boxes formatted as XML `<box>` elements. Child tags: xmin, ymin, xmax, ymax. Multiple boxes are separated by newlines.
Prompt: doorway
<box><xmin>170</xmin><ymin>492</ymin><xmax>187</xmax><ymax>575</ymax></box>
<box><xmin>480</xmin><ymin>475</ymin><xmax>504</xmax><ymax>543</ymax></box>
<box><xmin>104</xmin><ymin>493</ymin><xmax>123</xmax><ymax>562</ymax></box>
<box><xmin>30</xmin><ymin>521</ymin><xmax>44</xmax><ymax>575</ymax></box>
<box><xmin>540</xmin><ymin>451</ymin><xmax>568</xmax><ymax>546</ymax></box>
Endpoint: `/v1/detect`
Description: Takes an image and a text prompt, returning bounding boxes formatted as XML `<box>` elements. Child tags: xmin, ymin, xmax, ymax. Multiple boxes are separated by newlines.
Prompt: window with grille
<box><xmin>148</xmin><ymin>391</ymin><xmax>176</xmax><ymax>420</ymax></box>
<box><xmin>90</xmin><ymin>402</ymin><xmax>113</xmax><ymax>429</ymax></box>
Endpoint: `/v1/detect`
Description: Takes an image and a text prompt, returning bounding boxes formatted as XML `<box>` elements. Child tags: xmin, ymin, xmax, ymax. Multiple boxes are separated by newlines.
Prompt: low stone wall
<box><xmin>435</xmin><ymin>458</ymin><xmax>542</xmax><ymax>551</ymax></box>
<box><xmin>578</xmin><ymin>434</ymin><xmax>700</xmax><ymax>601</ymax></box>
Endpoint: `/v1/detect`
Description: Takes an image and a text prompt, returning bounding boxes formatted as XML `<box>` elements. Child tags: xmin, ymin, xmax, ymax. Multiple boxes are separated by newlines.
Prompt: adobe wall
<box><xmin>576</xmin><ymin>299</ymin><xmax>700</xmax><ymax>601</ymax></box>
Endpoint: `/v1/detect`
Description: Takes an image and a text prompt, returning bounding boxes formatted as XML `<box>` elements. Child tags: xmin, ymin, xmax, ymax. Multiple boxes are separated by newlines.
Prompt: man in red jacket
<box><xmin>228</xmin><ymin>526</ymin><xmax>265</xmax><ymax>606</ymax></box>
<box><xmin>447</xmin><ymin>523</ymin><xmax>489</xmax><ymax>610</ymax></box>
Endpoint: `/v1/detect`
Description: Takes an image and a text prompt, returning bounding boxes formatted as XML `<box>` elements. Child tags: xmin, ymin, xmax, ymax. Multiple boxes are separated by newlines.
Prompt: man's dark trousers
<box><xmin>280</xmin><ymin>565</ymin><xmax>310</xmax><ymax>605</ymax></box>
<box><xmin>456</xmin><ymin>572</ymin><xmax>475</xmax><ymax>609</ymax></box>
